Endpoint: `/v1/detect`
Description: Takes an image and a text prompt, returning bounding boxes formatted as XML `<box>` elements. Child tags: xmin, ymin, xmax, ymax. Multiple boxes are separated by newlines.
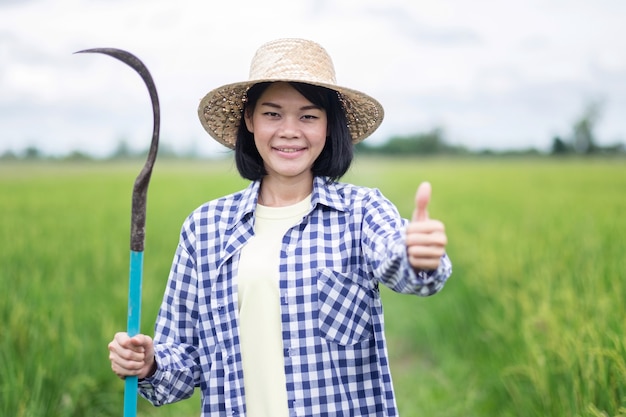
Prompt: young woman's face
<box><xmin>244</xmin><ymin>82</ymin><xmax>328</xmax><ymax>183</ymax></box>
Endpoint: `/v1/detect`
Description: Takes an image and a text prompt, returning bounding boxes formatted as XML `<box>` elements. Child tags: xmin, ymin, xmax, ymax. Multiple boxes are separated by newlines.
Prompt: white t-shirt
<box><xmin>237</xmin><ymin>195</ymin><xmax>311</xmax><ymax>417</ymax></box>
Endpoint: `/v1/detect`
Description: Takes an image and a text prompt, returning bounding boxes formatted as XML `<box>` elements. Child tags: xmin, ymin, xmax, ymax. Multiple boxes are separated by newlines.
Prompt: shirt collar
<box><xmin>230</xmin><ymin>176</ymin><xmax>349</xmax><ymax>229</ymax></box>
<box><xmin>311</xmin><ymin>176</ymin><xmax>349</xmax><ymax>213</ymax></box>
<box><xmin>228</xmin><ymin>181</ymin><xmax>261</xmax><ymax>229</ymax></box>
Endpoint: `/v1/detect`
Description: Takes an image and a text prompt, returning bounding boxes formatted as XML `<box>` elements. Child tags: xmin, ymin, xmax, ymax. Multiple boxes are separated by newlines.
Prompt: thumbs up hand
<box><xmin>406</xmin><ymin>182</ymin><xmax>448</xmax><ymax>271</ymax></box>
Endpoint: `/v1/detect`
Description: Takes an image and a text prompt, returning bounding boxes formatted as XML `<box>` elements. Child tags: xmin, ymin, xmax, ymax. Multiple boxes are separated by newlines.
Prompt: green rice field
<box><xmin>1</xmin><ymin>157</ymin><xmax>625</xmax><ymax>417</ymax></box>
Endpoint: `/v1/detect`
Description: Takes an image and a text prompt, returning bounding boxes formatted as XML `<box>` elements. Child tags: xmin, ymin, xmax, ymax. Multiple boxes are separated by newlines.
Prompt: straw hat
<box><xmin>197</xmin><ymin>38</ymin><xmax>384</xmax><ymax>149</ymax></box>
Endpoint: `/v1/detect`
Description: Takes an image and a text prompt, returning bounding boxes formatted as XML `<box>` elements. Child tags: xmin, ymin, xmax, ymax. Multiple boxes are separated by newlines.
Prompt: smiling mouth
<box><xmin>275</xmin><ymin>147</ymin><xmax>305</xmax><ymax>153</ymax></box>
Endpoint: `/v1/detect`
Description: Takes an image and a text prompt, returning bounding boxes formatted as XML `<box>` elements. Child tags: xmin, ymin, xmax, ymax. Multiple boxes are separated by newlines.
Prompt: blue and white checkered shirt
<box><xmin>139</xmin><ymin>176</ymin><xmax>452</xmax><ymax>416</ymax></box>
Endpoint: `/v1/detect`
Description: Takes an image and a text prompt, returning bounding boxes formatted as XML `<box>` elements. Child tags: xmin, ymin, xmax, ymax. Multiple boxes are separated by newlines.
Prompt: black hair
<box><xmin>234</xmin><ymin>82</ymin><xmax>353</xmax><ymax>182</ymax></box>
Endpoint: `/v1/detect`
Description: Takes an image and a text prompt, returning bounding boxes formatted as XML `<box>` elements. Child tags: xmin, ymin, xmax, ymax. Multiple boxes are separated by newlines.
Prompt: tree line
<box><xmin>356</xmin><ymin>101</ymin><xmax>624</xmax><ymax>157</ymax></box>
<box><xmin>2</xmin><ymin>101</ymin><xmax>624</xmax><ymax>161</ymax></box>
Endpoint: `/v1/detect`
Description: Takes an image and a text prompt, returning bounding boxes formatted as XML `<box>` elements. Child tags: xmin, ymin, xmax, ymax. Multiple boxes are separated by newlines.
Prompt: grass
<box><xmin>1</xmin><ymin>157</ymin><xmax>624</xmax><ymax>416</ymax></box>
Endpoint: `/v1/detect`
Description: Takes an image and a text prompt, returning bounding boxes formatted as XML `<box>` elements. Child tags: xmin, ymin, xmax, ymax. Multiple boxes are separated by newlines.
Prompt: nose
<box><xmin>278</xmin><ymin>116</ymin><xmax>301</xmax><ymax>139</ymax></box>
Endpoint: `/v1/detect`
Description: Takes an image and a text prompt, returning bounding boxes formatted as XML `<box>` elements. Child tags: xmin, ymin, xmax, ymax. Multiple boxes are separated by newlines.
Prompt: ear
<box><xmin>243</xmin><ymin>109</ymin><xmax>254</xmax><ymax>133</ymax></box>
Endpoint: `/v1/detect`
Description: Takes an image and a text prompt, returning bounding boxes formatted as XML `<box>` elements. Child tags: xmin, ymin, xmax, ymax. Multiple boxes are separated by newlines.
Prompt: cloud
<box><xmin>364</xmin><ymin>5</ymin><xmax>481</xmax><ymax>46</ymax></box>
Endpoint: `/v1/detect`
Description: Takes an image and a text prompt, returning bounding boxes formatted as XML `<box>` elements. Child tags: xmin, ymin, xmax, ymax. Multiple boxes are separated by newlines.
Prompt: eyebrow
<box><xmin>259</xmin><ymin>102</ymin><xmax>322</xmax><ymax>111</ymax></box>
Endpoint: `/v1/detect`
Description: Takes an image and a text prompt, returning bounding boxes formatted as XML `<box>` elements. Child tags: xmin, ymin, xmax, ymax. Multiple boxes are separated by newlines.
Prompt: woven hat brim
<box><xmin>198</xmin><ymin>79</ymin><xmax>384</xmax><ymax>150</ymax></box>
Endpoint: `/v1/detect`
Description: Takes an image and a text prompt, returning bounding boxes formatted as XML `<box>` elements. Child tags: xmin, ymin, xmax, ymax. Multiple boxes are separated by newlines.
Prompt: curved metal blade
<box><xmin>75</xmin><ymin>47</ymin><xmax>160</xmax><ymax>252</ymax></box>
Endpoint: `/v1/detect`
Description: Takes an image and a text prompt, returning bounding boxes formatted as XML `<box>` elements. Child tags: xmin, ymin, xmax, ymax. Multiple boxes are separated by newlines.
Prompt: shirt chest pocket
<box><xmin>317</xmin><ymin>269</ymin><xmax>373</xmax><ymax>346</ymax></box>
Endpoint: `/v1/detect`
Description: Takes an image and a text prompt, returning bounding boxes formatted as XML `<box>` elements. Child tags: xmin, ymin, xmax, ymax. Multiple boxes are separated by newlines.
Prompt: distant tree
<box><xmin>551</xmin><ymin>136</ymin><xmax>572</xmax><ymax>155</ymax></box>
<box><xmin>357</xmin><ymin>127</ymin><xmax>467</xmax><ymax>156</ymax></box>
<box><xmin>354</xmin><ymin>141</ymin><xmax>376</xmax><ymax>155</ymax></box>
<box><xmin>601</xmin><ymin>142</ymin><xmax>625</xmax><ymax>154</ymax></box>
<box><xmin>64</xmin><ymin>151</ymin><xmax>92</xmax><ymax>161</ymax></box>
<box><xmin>385</xmin><ymin>128</ymin><xmax>447</xmax><ymax>154</ymax></box>
<box><xmin>110</xmin><ymin>139</ymin><xmax>133</xmax><ymax>159</ymax></box>
<box><xmin>155</xmin><ymin>142</ymin><xmax>179</xmax><ymax>159</ymax></box>
<box><xmin>572</xmin><ymin>101</ymin><xmax>602</xmax><ymax>154</ymax></box>
<box><xmin>0</xmin><ymin>150</ymin><xmax>18</xmax><ymax>161</ymax></box>
<box><xmin>24</xmin><ymin>146</ymin><xmax>42</xmax><ymax>160</ymax></box>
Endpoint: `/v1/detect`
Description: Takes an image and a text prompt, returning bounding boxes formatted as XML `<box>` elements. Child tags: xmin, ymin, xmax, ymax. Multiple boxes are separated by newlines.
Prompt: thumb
<box><xmin>129</xmin><ymin>334</ymin><xmax>151</xmax><ymax>351</ymax></box>
<box><xmin>413</xmin><ymin>181</ymin><xmax>431</xmax><ymax>222</ymax></box>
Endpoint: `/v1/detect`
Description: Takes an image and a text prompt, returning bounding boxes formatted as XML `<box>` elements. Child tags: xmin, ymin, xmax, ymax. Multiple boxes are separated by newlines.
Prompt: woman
<box><xmin>109</xmin><ymin>38</ymin><xmax>452</xmax><ymax>417</ymax></box>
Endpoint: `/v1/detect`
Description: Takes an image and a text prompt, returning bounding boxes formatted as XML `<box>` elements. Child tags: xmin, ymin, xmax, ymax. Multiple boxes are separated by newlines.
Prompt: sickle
<box><xmin>75</xmin><ymin>47</ymin><xmax>160</xmax><ymax>417</ymax></box>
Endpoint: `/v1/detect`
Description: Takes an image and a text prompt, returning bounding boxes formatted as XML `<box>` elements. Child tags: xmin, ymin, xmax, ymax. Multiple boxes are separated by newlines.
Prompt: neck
<box><xmin>259</xmin><ymin>176</ymin><xmax>313</xmax><ymax>207</ymax></box>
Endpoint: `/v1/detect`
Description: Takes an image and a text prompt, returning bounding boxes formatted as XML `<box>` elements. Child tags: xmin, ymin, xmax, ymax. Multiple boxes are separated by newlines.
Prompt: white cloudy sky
<box><xmin>1</xmin><ymin>0</ymin><xmax>625</xmax><ymax>157</ymax></box>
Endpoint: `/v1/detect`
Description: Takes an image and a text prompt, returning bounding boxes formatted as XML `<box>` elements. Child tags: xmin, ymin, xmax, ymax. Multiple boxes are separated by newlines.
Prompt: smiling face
<box><xmin>244</xmin><ymin>82</ymin><xmax>328</xmax><ymax>185</ymax></box>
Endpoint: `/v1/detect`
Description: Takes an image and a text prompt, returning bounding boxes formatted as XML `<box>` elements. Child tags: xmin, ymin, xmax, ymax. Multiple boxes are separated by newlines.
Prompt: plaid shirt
<box><xmin>139</xmin><ymin>176</ymin><xmax>452</xmax><ymax>416</ymax></box>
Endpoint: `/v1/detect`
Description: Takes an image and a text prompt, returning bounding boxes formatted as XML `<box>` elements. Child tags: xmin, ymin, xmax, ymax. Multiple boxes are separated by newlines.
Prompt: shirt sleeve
<box><xmin>360</xmin><ymin>188</ymin><xmax>452</xmax><ymax>296</ymax></box>
<box><xmin>138</xmin><ymin>233</ymin><xmax>202</xmax><ymax>405</ymax></box>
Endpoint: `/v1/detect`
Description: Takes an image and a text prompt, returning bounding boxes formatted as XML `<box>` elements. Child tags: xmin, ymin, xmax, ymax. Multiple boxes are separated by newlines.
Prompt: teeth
<box><xmin>277</xmin><ymin>148</ymin><xmax>301</xmax><ymax>153</ymax></box>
